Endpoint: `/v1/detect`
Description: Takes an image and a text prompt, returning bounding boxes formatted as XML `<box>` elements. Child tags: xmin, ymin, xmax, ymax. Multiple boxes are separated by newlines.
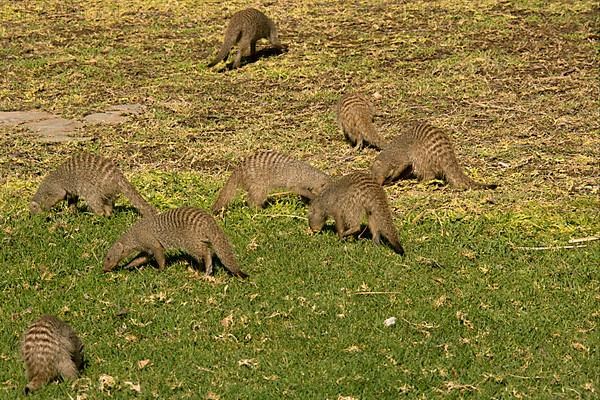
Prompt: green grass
<box><xmin>0</xmin><ymin>174</ymin><xmax>598</xmax><ymax>399</ymax></box>
<box><xmin>1</xmin><ymin>0</ymin><xmax>599</xmax><ymax>398</ymax></box>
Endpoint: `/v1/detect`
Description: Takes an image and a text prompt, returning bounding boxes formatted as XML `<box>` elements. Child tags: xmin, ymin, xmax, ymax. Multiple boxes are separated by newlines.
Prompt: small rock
<box><xmin>384</xmin><ymin>316</ymin><xmax>397</xmax><ymax>327</ymax></box>
<box><xmin>0</xmin><ymin>110</ymin><xmax>55</xmax><ymax>125</ymax></box>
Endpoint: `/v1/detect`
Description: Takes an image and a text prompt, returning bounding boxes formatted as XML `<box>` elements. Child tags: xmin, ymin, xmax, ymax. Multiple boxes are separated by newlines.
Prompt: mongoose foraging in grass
<box><xmin>103</xmin><ymin>206</ymin><xmax>248</xmax><ymax>278</ymax></box>
<box><xmin>21</xmin><ymin>315</ymin><xmax>84</xmax><ymax>395</ymax></box>
<box><xmin>308</xmin><ymin>171</ymin><xmax>404</xmax><ymax>254</ymax></box>
<box><xmin>207</xmin><ymin>8</ymin><xmax>283</xmax><ymax>69</ymax></box>
<box><xmin>30</xmin><ymin>152</ymin><xmax>155</xmax><ymax>217</ymax></box>
<box><xmin>336</xmin><ymin>92</ymin><xmax>388</xmax><ymax>150</ymax></box>
<box><xmin>371</xmin><ymin>123</ymin><xmax>497</xmax><ymax>189</ymax></box>
<box><xmin>212</xmin><ymin>150</ymin><xmax>331</xmax><ymax>213</ymax></box>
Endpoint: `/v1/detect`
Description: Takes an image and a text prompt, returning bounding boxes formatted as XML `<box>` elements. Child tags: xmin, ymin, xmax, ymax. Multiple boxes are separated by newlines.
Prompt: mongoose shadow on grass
<box><xmin>216</xmin><ymin>45</ymin><xmax>288</xmax><ymax>72</ymax></box>
<box><xmin>115</xmin><ymin>252</ymin><xmax>237</xmax><ymax>276</ymax></box>
<box><xmin>314</xmin><ymin>222</ymin><xmax>404</xmax><ymax>254</ymax></box>
<box><xmin>33</xmin><ymin>202</ymin><xmax>141</xmax><ymax>219</ymax></box>
<box><xmin>261</xmin><ymin>193</ymin><xmax>312</xmax><ymax>208</ymax></box>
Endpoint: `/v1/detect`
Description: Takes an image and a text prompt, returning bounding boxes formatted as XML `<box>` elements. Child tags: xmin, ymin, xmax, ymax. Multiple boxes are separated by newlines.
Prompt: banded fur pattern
<box><xmin>336</xmin><ymin>92</ymin><xmax>387</xmax><ymax>150</ymax></box>
<box><xmin>371</xmin><ymin>123</ymin><xmax>497</xmax><ymax>189</ymax></box>
<box><xmin>212</xmin><ymin>150</ymin><xmax>331</xmax><ymax>213</ymax></box>
<box><xmin>103</xmin><ymin>207</ymin><xmax>248</xmax><ymax>278</ymax></box>
<box><xmin>30</xmin><ymin>152</ymin><xmax>155</xmax><ymax>217</ymax></box>
<box><xmin>308</xmin><ymin>172</ymin><xmax>404</xmax><ymax>254</ymax></box>
<box><xmin>207</xmin><ymin>8</ymin><xmax>282</xmax><ymax>69</ymax></box>
<box><xmin>21</xmin><ymin>315</ymin><xmax>84</xmax><ymax>394</ymax></box>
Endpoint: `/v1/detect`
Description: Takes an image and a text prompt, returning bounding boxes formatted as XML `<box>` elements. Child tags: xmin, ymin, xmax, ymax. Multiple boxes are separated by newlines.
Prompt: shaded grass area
<box><xmin>0</xmin><ymin>174</ymin><xmax>598</xmax><ymax>398</ymax></box>
<box><xmin>0</xmin><ymin>0</ymin><xmax>599</xmax><ymax>398</ymax></box>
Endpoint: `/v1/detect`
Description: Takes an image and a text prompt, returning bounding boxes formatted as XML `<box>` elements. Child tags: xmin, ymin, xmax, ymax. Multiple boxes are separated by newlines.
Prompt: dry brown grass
<box><xmin>0</xmin><ymin>0</ymin><xmax>598</xmax><ymax>213</ymax></box>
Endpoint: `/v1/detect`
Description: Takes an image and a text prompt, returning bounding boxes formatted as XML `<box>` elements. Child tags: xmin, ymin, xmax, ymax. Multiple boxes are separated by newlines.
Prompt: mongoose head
<box><xmin>310</xmin><ymin>178</ymin><xmax>330</xmax><ymax>197</ymax></box>
<box><xmin>307</xmin><ymin>204</ymin><xmax>327</xmax><ymax>233</ymax></box>
<box><xmin>24</xmin><ymin>379</ymin><xmax>43</xmax><ymax>395</ymax></box>
<box><xmin>29</xmin><ymin>201</ymin><xmax>43</xmax><ymax>215</ymax></box>
<box><xmin>103</xmin><ymin>242</ymin><xmax>127</xmax><ymax>272</ymax></box>
<box><xmin>30</xmin><ymin>184</ymin><xmax>67</xmax><ymax>214</ymax></box>
<box><xmin>370</xmin><ymin>159</ymin><xmax>390</xmax><ymax>185</ymax></box>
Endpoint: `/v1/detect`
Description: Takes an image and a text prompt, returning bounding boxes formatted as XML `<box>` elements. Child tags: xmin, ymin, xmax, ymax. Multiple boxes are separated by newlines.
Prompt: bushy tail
<box><xmin>209</xmin><ymin>226</ymin><xmax>248</xmax><ymax>278</ymax></box>
<box><xmin>207</xmin><ymin>27</ymin><xmax>240</xmax><ymax>67</ymax></box>
<box><xmin>211</xmin><ymin>170</ymin><xmax>241</xmax><ymax>214</ymax></box>
<box><xmin>118</xmin><ymin>178</ymin><xmax>156</xmax><ymax>217</ymax></box>
<box><xmin>444</xmin><ymin>161</ymin><xmax>496</xmax><ymax>190</ymax></box>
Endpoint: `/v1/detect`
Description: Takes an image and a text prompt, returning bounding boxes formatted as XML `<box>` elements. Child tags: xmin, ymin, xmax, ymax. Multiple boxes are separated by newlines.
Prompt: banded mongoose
<box><xmin>21</xmin><ymin>315</ymin><xmax>84</xmax><ymax>394</ymax></box>
<box><xmin>30</xmin><ymin>152</ymin><xmax>155</xmax><ymax>217</ymax></box>
<box><xmin>103</xmin><ymin>207</ymin><xmax>248</xmax><ymax>278</ymax></box>
<box><xmin>212</xmin><ymin>150</ymin><xmax>331</xmax><ymax>213</ymax></box>
<box><xmin>207</xmin><ymin>8</ymin><xmax>283</xmax><ymax>69</ymax></box>
<box><xmin>371</xmin><ymin>123</ymin><xmax>497</xmax><ymax>189</ymax></box>
<box><xmin>308</xmin><ymin>172</ymin><xmax>404</xmax><ymax>255</ymax></box>
<box><xmin>336</xmin><ymin>92</ymin><xmax>388</xmax><ymax>150</ymax></box>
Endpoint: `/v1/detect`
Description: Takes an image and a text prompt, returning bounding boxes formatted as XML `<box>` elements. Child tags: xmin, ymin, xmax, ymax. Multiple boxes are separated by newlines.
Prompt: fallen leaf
<box><xmin>138</xmin><ymin>359</ymin><xmax>151</xmax><ymax>369</ymax></box>
<box><xmin>572</xmin><ymin>342</ymin><xmax>589</xmax><ymax>352</ymax></box>
<box><xmin>124</xmin><ymin>381</ymin><xmax>141</xmax><ymax>393</ymax></box>
<box><xmin>124</xmin><ymin>334</ymin><xmax>138</xmax><ymax>342</ymax></box>
<box><xmin>98</xmin><ymin>374</ymin><xmax>116</xmax><ymax>392</ymax></box>
<box><xmin>221</xmin><ymin>314</ymin><xmax>233</xmax><ymax>328</ymax></box>
<box><xmin>434</xmin><ymin>295</ymin><xmax>447</xmax><ymax>308</ymax></box>
<box><xmin>238</xmin><ymin>359</ymin><xmax>258</xmax><ymax>368</ymax></box>
<box><xmin>456</xmin><ymin>311</ymin><xmax>474</xmax><ymax>330</ymax></box>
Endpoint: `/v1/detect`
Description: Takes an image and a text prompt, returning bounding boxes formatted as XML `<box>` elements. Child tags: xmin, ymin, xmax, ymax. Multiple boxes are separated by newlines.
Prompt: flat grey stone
<box><xmin>106</xmin><ymin>103</ymin><xmax>144</xmax><ymax>114</ymax></box>
<box><xmin>83</xmin><ymin>111</ymin><xmax>129</xmax><ymax>125</ymax></box>
<box><xmin>0</xmin><ymin>110</ymin><xmax>55</xmax><ymax>125</ymax></box>
<box><xmin>82</xmin><ymin>103</ymin><xmax>144</xmax><ymax>125</ymax></box>
<box><xmin>2</xmin><ymin>104</ymin><xmax>143</xmax><ymax>143</ymax></box>
<box><xmin>23</xmin><ymin>117</ymin><xmax>92</xmax><ymax>143</ymax></box>
<box><xmin>35</xmin><ymin>133</ymin><xmax>93</xmax><ymax>143</ymax></box>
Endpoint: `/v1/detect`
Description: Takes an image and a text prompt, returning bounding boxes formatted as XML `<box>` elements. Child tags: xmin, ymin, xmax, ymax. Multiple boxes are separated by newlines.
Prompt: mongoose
<box><xmin>308</xmin><ymin>172</ymin><xmax>404</xmax><ymax>255</ymax></box>
<box><xmin>336</xmin><ymin>92</ymin><xmax>388</xmax><ymax>150</ymax></box>
<box><xmin>30</xmin><ymin>152</ymin><xmax>155</xmax><ymax>217</ymax></box>
<box><xmin>371</xmin><ymin>123</ymin><xmax>497</xmax><ymax>189</ymax></box>
<box><xmin>103</xmin><ymin>206</ymin><xmax>248</xmax><ymax>278</ymax></box>
<box><xmin>212</xmin><ymin>150</ymin><xmax>331</xmax><ymax>213</ymax></box>
<box><xmin>207</xmin><ymin>8</ymin><xmax>283</xmax><ymax>69</ymax></box>
<box><xmin>21</xmin><ymin>315</ymin><xmax>84</xmax><ymax>394</ymax></box>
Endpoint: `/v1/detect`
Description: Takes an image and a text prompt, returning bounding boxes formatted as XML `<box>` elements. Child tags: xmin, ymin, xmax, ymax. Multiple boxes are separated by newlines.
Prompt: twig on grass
<box><xmin>258</xmin><ymin>214</ymin><xmax>308</xmax><ymax>221</ymax></box>
<box><xmin>568</xmin><ymin>235</ymin><xmax>599</xmax><ymax>244</ymax></box>
<box><xmin>353</xmin><ymin>291</ymin><xmax>404</xmax><ymax>295</ymax></box>
<box><xmin>514</xmin><ymin>244</ymin><xmax>588</xmax><ymax>250</ymax></box>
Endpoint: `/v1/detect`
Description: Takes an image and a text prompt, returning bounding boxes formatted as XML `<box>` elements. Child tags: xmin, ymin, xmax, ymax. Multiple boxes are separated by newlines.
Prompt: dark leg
<box><xmin>125</xmin><ymin>255</ymin><xmax>152</xmax><ymax>269</ymax></box>
<box><xmin>332</xmin><ymin>212</ymin><xmax>346</xmax><ymax>239</ymax></box>
<box><xmin>87</xmin><ymin>196</ymin><xmax>108</xmax><ymax>216</ymax></box>
<box><xmin>233</xmin><ymin>38</ymin><xmax>251</xmax><ymax>68</ymax></box>
<box><xmin>147</xmin><ymin>242</ymin><xmax>166</xmax><ymax>270</ymax></box>
<box><xmin>341</xmin><ymin>225</ymin><xmax>362</xmax><ymax>238</ymax></box>
<box><xmin>247</xmin><ymin>187</ymin><xmax>268</xmax><ymax>208</ymax></box>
